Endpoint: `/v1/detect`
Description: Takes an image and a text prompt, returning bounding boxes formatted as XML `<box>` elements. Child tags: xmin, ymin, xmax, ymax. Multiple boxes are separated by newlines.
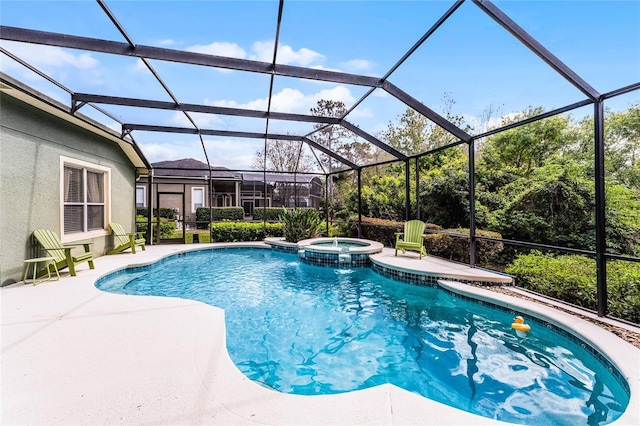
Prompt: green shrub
<box><xmin>135</xmin><ymin>215</ymin><xmax>175</xmax><ymax>238</ymax></box>
<box><xmin>423</xmin><ymin>228</ymin><xmax>504</xmax><ymax>265</ymax></box>
<box><xmin>183</xmin><ymin>231</ymin><xmax>211</xmax><ymax>243</ymax></box>
<box><xmin>608</xmin><ymin>261</ymin><xmax>640</xmax><ymax>323</ymax></box>
<box><xmin>135</xmin><ymin>215</ymin><xmax>146</xmax><ymax>235</ymax></box>
<box><xmin>506</xmin><ymin>252</ymin><xmax>640</xmax><ymax>324</ymax></box>
<box><xmin>252</xmin><ymin>207</ymin><xmax>284</xmax><ymax>221</ymax></box>
<box><xmin>136</xmin><ymin>207</ymin><xmax>175</xmax><ymax>219</ymax></box>
<box><xmin>357</xmin><ymin>217</ymin><xmax>404</xmax><ymax>247</ymax></box>
<box><xmin>210</xmin><ymin>221</ymin><xmax>283</xmax><ymax>242</ymax></box>
<box><xmin>281</xmin><ymin>208</ymin><xmax>324</xmax><ymax>243</ymax></box>
<box><xmin>196</xmin><ymin>207</ymin><xmax>245</xmax><ymax>223</ymax></box>
<box><xmin>338</xmin><ymin>217</ymin><xmax>445</xmax><ymax>248</ymax></box>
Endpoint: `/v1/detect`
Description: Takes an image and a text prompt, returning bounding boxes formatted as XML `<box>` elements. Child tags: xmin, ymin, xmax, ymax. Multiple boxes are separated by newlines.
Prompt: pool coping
<box><xmin>296</xmin><ymin>237</ymin><xmax>385</xmax><ymax>254</ymax></box>
<box><xmin>2</xmin><ymin>242</ymin><xmax>638</xmax><ymax>425</ymax></box>
<box><xmin>438</xmin><ymin>280</ymin><xmax>640</xmax><ymax>426</ymax></box>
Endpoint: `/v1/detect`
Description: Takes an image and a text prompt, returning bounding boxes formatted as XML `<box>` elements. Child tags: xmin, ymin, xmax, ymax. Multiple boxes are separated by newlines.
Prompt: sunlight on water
<box><xmin>96</xmin><ymin>248</ymin><xmax>629</xmax><ymax>425</ymax></box>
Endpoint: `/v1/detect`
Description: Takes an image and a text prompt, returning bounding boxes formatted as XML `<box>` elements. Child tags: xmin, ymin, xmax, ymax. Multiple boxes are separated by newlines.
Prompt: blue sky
<box><xmin>1</xmin><ymin>0</ymin><xmax>639</xmax><ymax>170</ymax></box>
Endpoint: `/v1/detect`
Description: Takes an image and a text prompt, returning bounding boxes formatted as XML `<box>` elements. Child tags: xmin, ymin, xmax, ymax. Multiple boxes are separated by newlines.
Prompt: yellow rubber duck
<box><xmin>511</xmin><ymin>315</ymin><xmax>531</xmax><ymax>337</ymax></box>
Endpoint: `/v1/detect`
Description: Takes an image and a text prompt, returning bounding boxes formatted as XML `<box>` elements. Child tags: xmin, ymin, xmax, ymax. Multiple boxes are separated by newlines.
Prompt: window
<box><xmin>61</xmin><ymin>157</ymin><xmax>110</xmax><ymax>237</ymax></box>
<box><xmin>192</xmin><ymin>187</ymin><xmax>204</xmax><ymax>213</ymax></box>
<box><xmin>136</xmin><ymin>186</ymin><xmax>146</xmax><ymax>208</ymax></box>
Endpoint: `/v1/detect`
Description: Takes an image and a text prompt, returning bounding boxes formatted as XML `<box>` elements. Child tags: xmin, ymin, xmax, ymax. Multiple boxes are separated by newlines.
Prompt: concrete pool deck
<box><xmin>2</xmin><ymin>242</ymin><xmax>639</xmax><ymax>425</ymax></box>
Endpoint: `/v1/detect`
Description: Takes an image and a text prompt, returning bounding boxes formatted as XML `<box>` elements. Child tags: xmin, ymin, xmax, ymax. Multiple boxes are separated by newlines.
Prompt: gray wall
<box><xmin>1</xmin><ymin>93</ymin><xmax>137</xmax><ymax>285</ymax></box>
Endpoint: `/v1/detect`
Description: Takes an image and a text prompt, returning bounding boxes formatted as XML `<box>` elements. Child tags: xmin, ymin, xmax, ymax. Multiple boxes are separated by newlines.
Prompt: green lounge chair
<box><xmin>395</xmin><ymin>220</ymin><xmax>427</xmax><ymax>259</ymax></box>
<box><xmin>32</xmin><ymin>229</ymin><xmax>95</xmax><ymax>277</ymax></box>
<box><xmin>107</xmin><ymin>222</ymin><xmax>146</xmax><ymax>255</ymax></box>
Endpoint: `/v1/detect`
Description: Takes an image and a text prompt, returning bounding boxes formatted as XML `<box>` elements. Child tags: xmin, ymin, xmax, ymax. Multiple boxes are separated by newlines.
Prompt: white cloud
<box><xmin>250</xmin><ymin>40</ymin><xmax>324</xmax><ymax>66</ymax></box>
<box><xmin>210</xmin><ymin>85</ymin><xmax>355</xmax><ymax>115</ymax></box>
<box><xmin>278</xmin><ymin>45</ymin><xmax>324</xmax><ymax>67</ymax></box>
<box><xmin>0</xmin><ymin>41</ymin><xmax>105</xmax><ymax>86</ymax></box>
<box><xmin>1</xmin><ymin>41</ymin><xmax>99</xmax><ymax>74</ymax></box>
<box><xmin>341</xmin><ymin>59</ymin><xmax>375</xmax><ymax>73</ymax></box>
<box><xmin>204</xmin><ymin>138</ymin><xmax>261</xmax><ymax>169</ymax></box>
<box><xmin>348</xmin><ymin>107</ymin><xmax>374</xmax><ymax>119</ymax></box>
<box><xmin>140</xmin><ymin>144</ymin><xmax>181</xmax><ymax>162</ymax></box>
<box><xmin>139</xmin><ymin>136</ymin><xmax>208</xmax><ymax>163</ymax></box>
<box><xmin>156</xmin><ymin>39</ymin><xmax>177</xmax><ymax>46</ymax></box>
<box><xmin>0</xmin><ymin>42</ymin><xmax>98</xmax><ymax>72</ymax></box>
<box><xmin>131</xmin><ymin>58</ymin><xmax>148</xmax><ymax>73</ymax></box>
<box><xmin>313</xmin><ymin>86</ymin><xmax>355</xmax><ymax>107</ymax></box>
<box><xmin>186</xmin><ymin>41</ymin><xmax>246</xmax><ymax>59</ymax></box>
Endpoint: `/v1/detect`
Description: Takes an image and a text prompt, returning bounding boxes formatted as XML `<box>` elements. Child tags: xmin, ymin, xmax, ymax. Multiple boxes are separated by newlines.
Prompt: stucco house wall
<box><xmin>1</xmin><ymin>92</ymin><xmax>140</xmax><ymax>285</ymax></box>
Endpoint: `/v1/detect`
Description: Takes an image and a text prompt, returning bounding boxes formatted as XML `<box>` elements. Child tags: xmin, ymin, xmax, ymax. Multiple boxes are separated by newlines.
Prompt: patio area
<box><xmin>2</xmin><ymin>243</ymin><xmax>639</xmax><ymax>425</ymax></box>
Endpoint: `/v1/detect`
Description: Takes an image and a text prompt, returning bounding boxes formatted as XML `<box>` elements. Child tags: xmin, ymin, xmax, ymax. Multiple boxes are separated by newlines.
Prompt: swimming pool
<box><xmin>96</xmin><ymin>247</ymin><xmax>629</xmax><ymax>425</ymax></box>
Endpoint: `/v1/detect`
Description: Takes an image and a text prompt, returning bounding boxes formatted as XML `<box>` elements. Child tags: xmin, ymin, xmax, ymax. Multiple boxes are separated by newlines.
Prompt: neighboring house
<box><xmin>241</xmin><ymin>172</ymin><xmax>323</xmax><ymax>215</ymax></box>
<box><xmin>0</xmin><ymin>75</ymin><xmax>149</xmax><ymax>285</ymax></box>
<box><xmin>136</xmin><ymin>158</ymin><xmax>243</xmax><ymax>226</ymax></box>
<box><xmin>137</xmin><ymin>159</ymin><xmax>323</xmax><ymax>221</ymax></box>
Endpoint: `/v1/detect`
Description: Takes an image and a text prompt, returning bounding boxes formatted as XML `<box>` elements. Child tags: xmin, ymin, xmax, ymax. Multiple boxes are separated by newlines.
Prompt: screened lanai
<box><xmin>1</xmin><ymin>0</ymin><xmax>639</xmax><ymax>322</ymax></box>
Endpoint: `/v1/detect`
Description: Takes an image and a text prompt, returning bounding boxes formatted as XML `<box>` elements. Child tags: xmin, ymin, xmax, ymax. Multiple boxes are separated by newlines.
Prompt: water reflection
<box><xmin>96</xmin><ymin>249</ymin><xmax>629</xmax><ymax>425</ymax></box>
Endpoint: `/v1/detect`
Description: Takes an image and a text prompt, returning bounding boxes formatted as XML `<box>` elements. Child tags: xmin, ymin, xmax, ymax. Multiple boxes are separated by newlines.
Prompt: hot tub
<box><xmin>264</xmin><ymin>237</ymin><xmax>384</xmax><ymax>266</ymax></box>
<box><xmin>297</xmin><ymin>237</ymin><xmax>384</xmax><ymax>267</ymax></box>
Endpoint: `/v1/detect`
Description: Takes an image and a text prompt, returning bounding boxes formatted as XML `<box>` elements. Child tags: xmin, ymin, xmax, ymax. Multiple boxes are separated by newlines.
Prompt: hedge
<box><xmin>210</xmin><ymin>221</ymin><xmax>284</xmax><ymax>242</ymax></box>
<box><xmin>337</xmin><ymin>217</ymin><xmax>503</xmax><ymax>265</ymax></box>
<box><xmin>196</xmin><ymin>207</ymin><xmax>245</xmax><ymax>223</ymax></box>
<box><xmin>135</xmin><ymin>215</ymin><xmax>176</xmax><ymax>238</ymax></box>
<box><xmin>339</xmin><ymin>217</ymin><xmax>404</xmax><ymax>247</ymax></box>
<box><xmin>423</xmin><ymin>228</ymin><xmax>504</xmax><ymax>265</ymax></box>
<box><xmin>506</xmin><ymin>252</ymin><xmax>640</xmax><ymax>324</ymax></box>
<box><xmin>136</xmin><ymin>207</ymin><xmax>175</xmax><ymax>219</ymax></box>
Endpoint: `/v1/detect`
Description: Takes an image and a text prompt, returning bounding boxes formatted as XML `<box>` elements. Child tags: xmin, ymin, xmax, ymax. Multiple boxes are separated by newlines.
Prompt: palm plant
<box><xmin>281</xmin><ymin>208</ymin><xmax>324</xmax><ymax>243</ymax></box>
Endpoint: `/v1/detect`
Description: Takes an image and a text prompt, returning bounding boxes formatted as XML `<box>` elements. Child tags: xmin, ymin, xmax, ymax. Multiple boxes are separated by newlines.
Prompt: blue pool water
<box><xmin>96</xmin><ymin>248</ymin><xmax>629</xmax><ymax>425</ymax></box>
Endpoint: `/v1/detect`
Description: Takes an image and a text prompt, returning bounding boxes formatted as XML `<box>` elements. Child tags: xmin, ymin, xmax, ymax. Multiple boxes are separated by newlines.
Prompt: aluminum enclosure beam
<box><xmin>602</xmin><ymin>81</ymin><xmax>640</xmax><ymax>100</ymax></box>
<box><xmin>473</xmin><ymin>98</ymin><xmax>593</xmax><ymax>139</ymax></box>
<box><xmin>341</xmin><ymin>121</ymin><xmax>407</xmax><ymax>161</ymax></box>
<box><xmin>122</xmin><ymin>124</ymin><xmax>358</xmax><ymax>169</ymax></box>
<box><xmin>594</xmin><ymin>101</ymin><xmax>607</xmax><ymax>316</ymax></box>
<box><xmin>123</xmin><ymin>123</ymin><xmax>296</xmax><ymax>140</ymax></box>
<box><xmin>382</xmin><ymin>0</ymin><xmax>464</xmax><ymax>81</ymax></box>
<box><xmin>472</xmin><ymin>0</ymin><xmax>600</xmax><ymax>101</ymax></box>
<box><xmin>301</xmin><ymin>137</ymin><xmax>359</xmax><ymax>170</ymax></box>
<box><xmin>72</xmin><ymin>93</ymin><xmax>341</xmax><ymax>124</ymax></box>
<box><xmin>342</xmin><ymin>0</ymin><xmax>464</xmax><ymax>123</ymax></box>
<box><xmin>0</xmin><ymin>26</ymin><xmax>382</xmax><ymax>88</ymax></box>
<box><xmin>383</xmin><ymin>81</ymin><xmax>472</xmax><ymax>143</ymax></box>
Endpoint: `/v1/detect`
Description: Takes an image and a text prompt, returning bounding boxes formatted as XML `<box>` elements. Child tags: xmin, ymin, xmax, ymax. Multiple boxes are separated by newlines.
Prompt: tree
<box><xmin>607</xmin><ymin>104</ymin><xmax>640</xmax><ymax>190</ymax></box>
<box><xmin>418</xmin><ymin>155</ymin><xmax>475</xmax><ymax>228</ymax></box>
<box><xmin>562</xmin><ymin>104</ymin><xmax>640</xmax><ymax>191</ymax></box>
<box><xmin>342</xmin><ymin>175</ymin><xmax>405</xmax><ymax>221</ymax></box>
<box><xmin>493</xmin><ymin>160</ymin><xmax>595</xmax><ymax>249</ymax></box>
<box><xmin>373</xmin><ymin>94</ymin><xmax>468</xmax><ymax>220</ymax></box>
<box><xmin>482</xmin><ymin>106</ymin><xmax>571</xmax><ymax>174</ymax></box>
<box><xmin>309</xmin><ymin>100</ymin><xmax>372</xmax><ymax>170</ymax></box>
<box><xmin>308</xmin><ymin>100</ymin><xmax>373</xmax><ymax>219</ymax></box>
<box><xmin>380</xmin><ymin>107</ymin><xmax>430</xmax><ymax>155</ymax></box>
<box><xmin>380</xmin><ymin>93</ymin><xmax>470</xmax><ymax>158</ymax></box>
<box><xmin>252</xmin><ymin>137</ymin><xmax>314</xmax><ymax>172</ymax></box>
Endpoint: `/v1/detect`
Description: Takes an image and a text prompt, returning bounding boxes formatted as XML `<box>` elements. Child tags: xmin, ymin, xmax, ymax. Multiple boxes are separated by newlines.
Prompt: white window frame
<box><xmin>136</xmin><ymin>185</ymin><xmax>146</xmax><ymax>208</ymax></box>
<box><xmin>191</xmin><ymin>186</ymin><xmax>205</xmax><ymax>213</ymax></box>
<box><xmin>60</xmin><ymin>156</ymin><xmax>111</xmax><ymax>242</ymax></box>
